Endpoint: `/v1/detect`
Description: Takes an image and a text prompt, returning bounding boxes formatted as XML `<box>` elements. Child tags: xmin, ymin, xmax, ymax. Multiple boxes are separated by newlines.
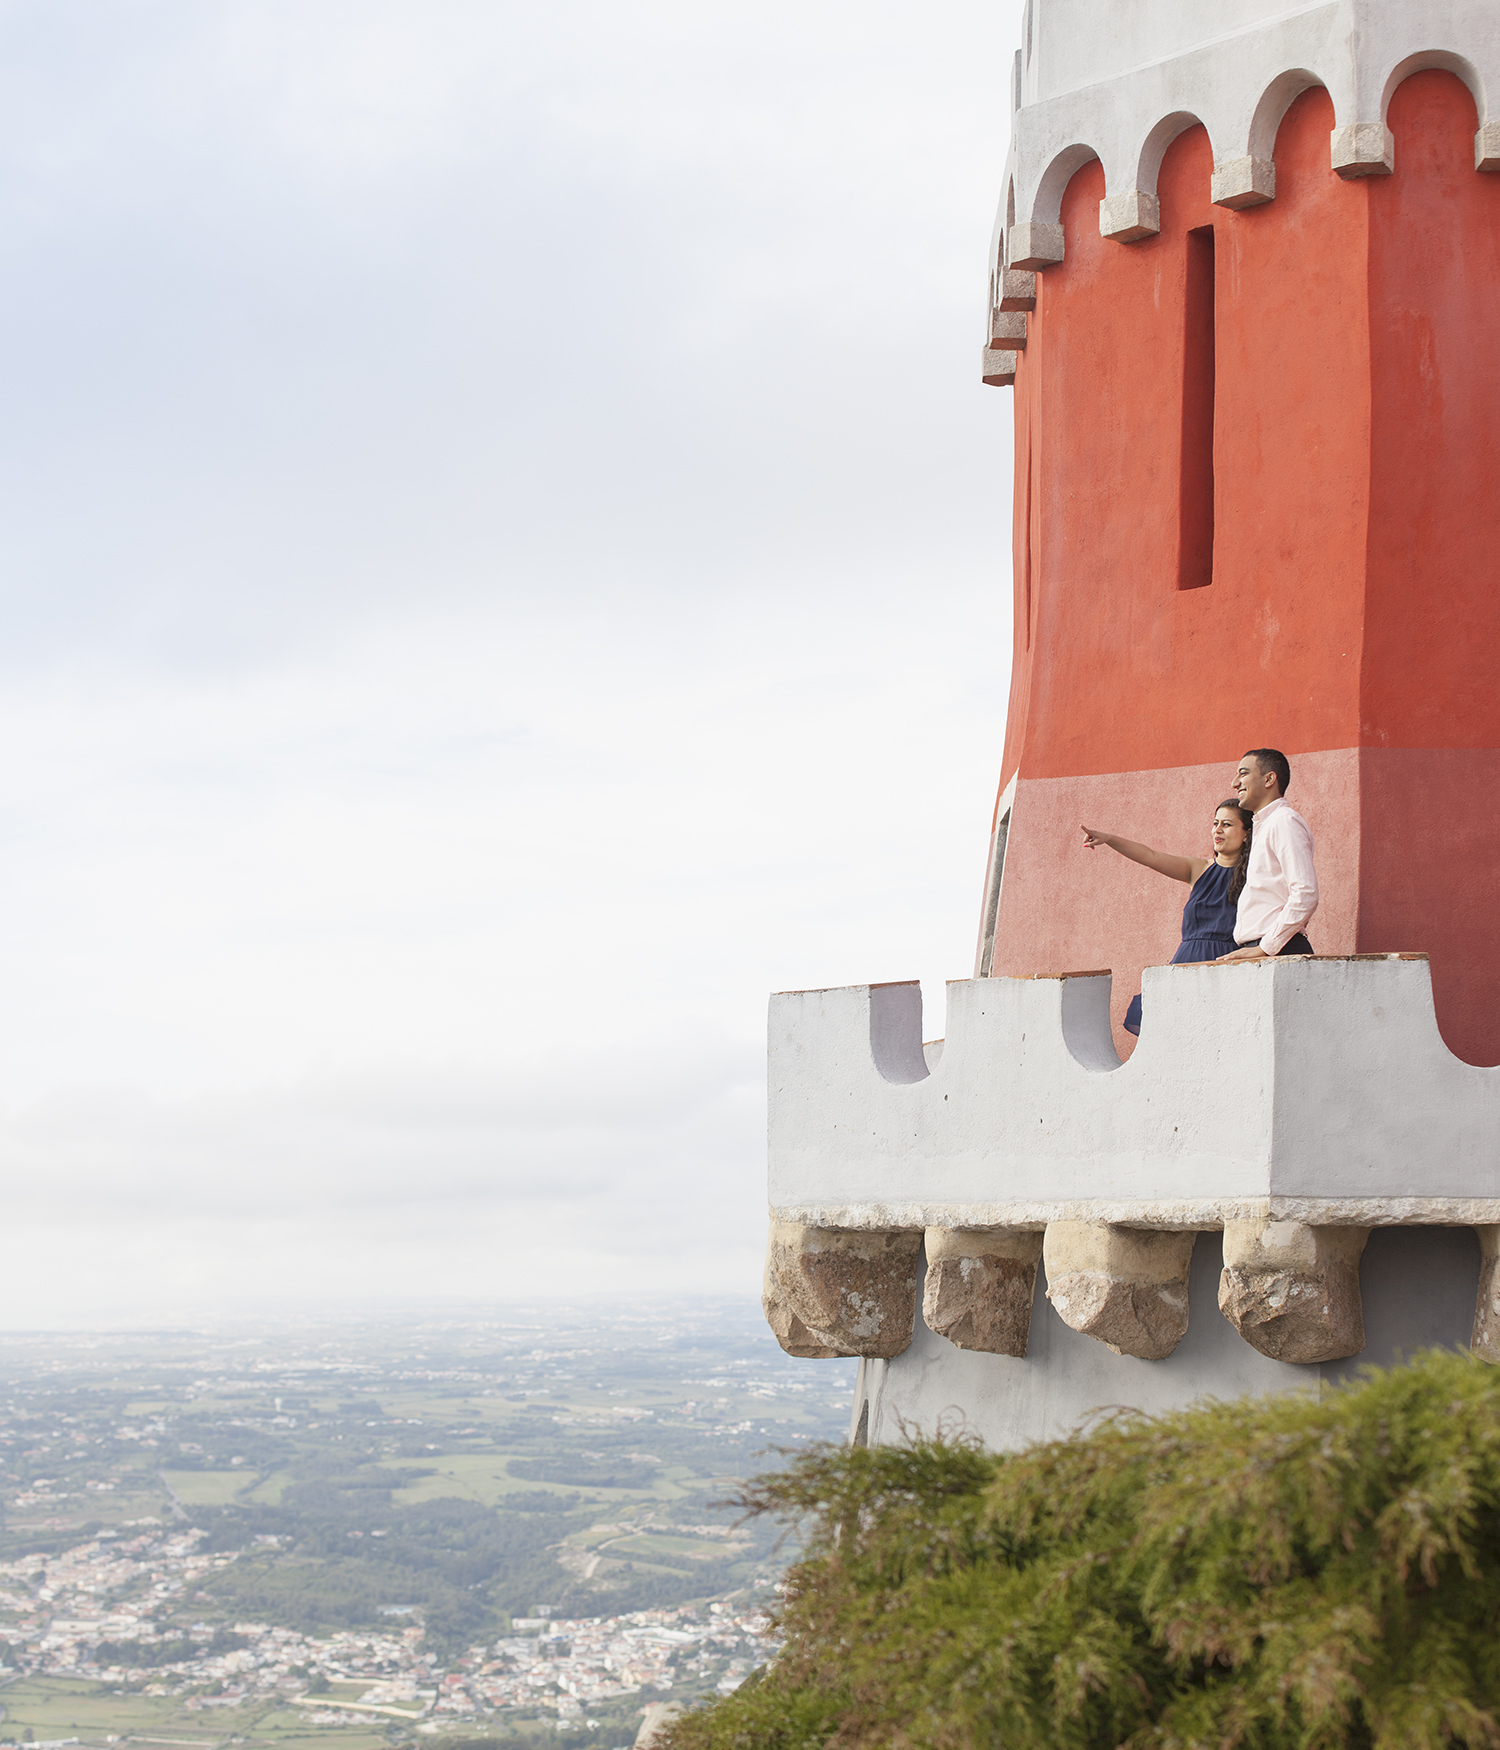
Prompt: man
<box><xmin>1216</xmin><ymin>748</ymin><xmax>1317</xmax><ymax>962</ymax></box>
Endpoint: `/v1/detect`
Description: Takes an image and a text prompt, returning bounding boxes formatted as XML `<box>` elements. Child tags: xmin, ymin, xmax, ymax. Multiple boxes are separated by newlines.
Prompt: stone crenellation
<box><xmin>762</xmin><ymin>956</ymin><xmax>1500</xmax><ymax>1374</ymax></box>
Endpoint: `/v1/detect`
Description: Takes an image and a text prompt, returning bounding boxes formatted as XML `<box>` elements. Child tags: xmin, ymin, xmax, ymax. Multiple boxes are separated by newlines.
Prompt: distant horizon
<box><xmin>0</xmin><ymin>1292</ymin><xmax>782</xmax><ymax>1339</ymax></box>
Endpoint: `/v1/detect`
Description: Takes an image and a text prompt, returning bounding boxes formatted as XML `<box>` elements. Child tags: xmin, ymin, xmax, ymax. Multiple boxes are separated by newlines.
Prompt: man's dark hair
<box><xmin>1244</xmin><ymin>748</ymin><xmax>1290</xmax><ymax>796</ymax></box>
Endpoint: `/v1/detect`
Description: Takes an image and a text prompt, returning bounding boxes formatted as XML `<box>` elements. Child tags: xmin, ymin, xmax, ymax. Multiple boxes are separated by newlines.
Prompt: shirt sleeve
<box><xmin>1261</xmin><ymin>811</ymin><xmax>1319</xmax><ymax>955</ymax></box>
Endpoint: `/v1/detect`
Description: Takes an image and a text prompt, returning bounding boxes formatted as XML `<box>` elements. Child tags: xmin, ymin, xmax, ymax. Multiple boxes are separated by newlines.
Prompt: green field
<box><xmin>0</xmin><ymin>1678</ymin><xmax>397</xmax><ymax>1750</ymax></box>
<box><xmin>161</xmin><ymin>1470</ymin><xmax>255</xmax><ymax>1506</ymax></box>
<box><xmin>0</xmin><ymin>1310</ymin><xmax>851</xmax><ymax>1671</ymax></box>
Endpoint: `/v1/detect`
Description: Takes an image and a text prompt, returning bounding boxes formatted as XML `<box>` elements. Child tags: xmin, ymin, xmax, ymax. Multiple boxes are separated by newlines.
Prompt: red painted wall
<box><xmin>1364</xmin><ymin>71</ymin><xmax>1500</xmax><ymax>750</ymax></box>
<box><xmin>992</xmin><ymin>753</ymin><xmax>1360</xmax><ymax>1044</ymax></box>
<box><xmin>989</xmin><ymin>73</ymin><xmax>1500</xmax><ymax>1065</ymax></box>
<box><xmin>1358</xmin><ymin>72</ymin><xmax>1500</xmax><ymax>1060</ymax></box>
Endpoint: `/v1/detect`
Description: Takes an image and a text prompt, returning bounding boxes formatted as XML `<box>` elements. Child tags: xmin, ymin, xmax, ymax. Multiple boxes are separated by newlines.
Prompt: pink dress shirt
<box><xmin>1234</xmin><ymin>797</ymin><xmax>1318</xmax><ymax>955</ymax></box>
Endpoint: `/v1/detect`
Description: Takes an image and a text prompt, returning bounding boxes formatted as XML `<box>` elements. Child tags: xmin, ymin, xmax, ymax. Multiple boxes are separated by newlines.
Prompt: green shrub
<box><xmin>662</xmin><ymin>1351</ymin><xmax>1500</xmax><ymax>1749</ymax></box>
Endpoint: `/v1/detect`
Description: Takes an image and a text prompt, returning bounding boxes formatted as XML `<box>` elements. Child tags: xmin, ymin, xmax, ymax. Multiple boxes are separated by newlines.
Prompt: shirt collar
<box><xmin>1257</xmin><ymin>797</ymin><xmax>1286</xmax><ymax>821</ymax></box>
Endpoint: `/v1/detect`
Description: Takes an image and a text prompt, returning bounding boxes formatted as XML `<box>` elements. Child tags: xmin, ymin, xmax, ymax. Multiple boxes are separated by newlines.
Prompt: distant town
<box><xmin>0</xmin><ymin>1306</ymin><xmax>852</xmax><ymax>1749</ymax></box>
<box><xmin>0</xmin><ymin>1516</ymin><xmax>769</xmax><ymax>1732</ymax></box>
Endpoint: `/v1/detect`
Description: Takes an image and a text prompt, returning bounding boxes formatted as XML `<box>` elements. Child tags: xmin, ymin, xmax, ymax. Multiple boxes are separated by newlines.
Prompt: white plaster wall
<box><xmin>768</xmin><ymin>958</ymin><xmax>1500</xmax><ymax>1229</ymax></box>
<box><xmin>856</xmin><ymin>1226</ymin><xmax>1480</xmax><ymax>1452</ymax></box>
<box><xmin>1028</xmin><ymin>0</ymin><xmax>1345</xmax><ymax>107</ymax></box>
<box><xmin>994</xmin><ymin>0</ymin><xmax>1500</xmax><ymax>268</ymax></box>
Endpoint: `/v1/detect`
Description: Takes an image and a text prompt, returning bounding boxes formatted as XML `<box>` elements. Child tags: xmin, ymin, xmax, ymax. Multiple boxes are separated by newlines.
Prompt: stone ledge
<box><xmin>771</xmin><ymin>1198</ymin><xmax>1500</xmax><ymax>1232</ymax></box>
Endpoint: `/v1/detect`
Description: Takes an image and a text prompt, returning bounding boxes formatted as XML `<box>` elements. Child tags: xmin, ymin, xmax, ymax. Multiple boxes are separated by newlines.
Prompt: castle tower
<box><xmin>761</xmin><ymin>0</ymin><xmax>1500</xmax><ymax>1454</ymax></box>
<box><xmin>976</xmin><ymin>0</ymin><xmax>1500</xmax><ymax>1066</ymax></box>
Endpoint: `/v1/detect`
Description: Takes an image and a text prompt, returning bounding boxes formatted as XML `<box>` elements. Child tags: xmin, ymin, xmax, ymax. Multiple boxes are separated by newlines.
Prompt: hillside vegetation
<box><xmin>664</xmin><ymin>1351</ymin><xmax>1500</xmax><ymax>1750</ymax></box>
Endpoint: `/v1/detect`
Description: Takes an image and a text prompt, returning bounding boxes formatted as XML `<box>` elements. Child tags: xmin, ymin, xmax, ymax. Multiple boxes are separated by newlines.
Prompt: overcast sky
<box><xmin>0</xmin><ymin>0</ymin><xmax>1022</xmax><ymax>1325</ymax></box>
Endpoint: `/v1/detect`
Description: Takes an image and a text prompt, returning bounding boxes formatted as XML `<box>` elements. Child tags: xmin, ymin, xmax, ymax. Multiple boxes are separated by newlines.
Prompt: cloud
<box><xmin>0</xmin><ymin>0</ymin><xmax>1022</xmax><ymax>1324</ymax></box>
<box><xmin>0</xmin><ymin>1035</ymin><xmax>767</xmax><ymax>1324</ymax></box>
<box><xmin>0</xmin><ymin>0</ymin><xmax>1018</xmax><ymax>666</ymax></box>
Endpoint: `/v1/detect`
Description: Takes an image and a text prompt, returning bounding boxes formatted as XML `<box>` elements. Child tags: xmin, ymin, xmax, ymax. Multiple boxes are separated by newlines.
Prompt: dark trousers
<box><xmin>1245</xmin><ymin>932</ymin><xmax>1314</xmax><ymax>956</ymax></box>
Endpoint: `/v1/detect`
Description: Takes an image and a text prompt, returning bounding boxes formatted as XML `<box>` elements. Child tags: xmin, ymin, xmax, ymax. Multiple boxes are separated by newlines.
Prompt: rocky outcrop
<box><xmin>1218</xmin><ymin>1220</ymin><xmax>1369</xmax><ymax>1363</ymax></box>
<box><xmin>922</xmin><ymin>1227</ymin><xmax>1043</xmax><ymax>1356</ymax></box>
<box><xmin>1043</xmin><ymin>1223</ymin><xmax>1196</xmax><ymax>1359</ymax></box>
<box><xmin>762</xmin><ymin>1220</ymin><xmax>921</xmax><ymax>1359</ymax></box>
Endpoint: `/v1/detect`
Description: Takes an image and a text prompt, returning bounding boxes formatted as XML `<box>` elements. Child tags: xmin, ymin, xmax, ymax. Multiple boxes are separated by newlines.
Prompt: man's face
<box><xmin>1234</xmin><ymin>755</ymin><xmax>1274</xmax><ymax>812</ymax></box>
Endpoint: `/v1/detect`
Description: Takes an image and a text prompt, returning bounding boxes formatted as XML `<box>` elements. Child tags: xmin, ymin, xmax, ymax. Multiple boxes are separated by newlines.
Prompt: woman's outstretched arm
<box><xmin>1080</xmin><ymin>826</ymin><xmax>1204</xmax><ymax>885</ymax></box>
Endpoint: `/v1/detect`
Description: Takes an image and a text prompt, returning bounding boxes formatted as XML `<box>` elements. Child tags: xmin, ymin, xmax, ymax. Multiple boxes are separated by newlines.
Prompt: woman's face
<box><xmin>1212</xmin><ymin>807</ymin><xmax>1246</xmax><ymax>859</ymax></box>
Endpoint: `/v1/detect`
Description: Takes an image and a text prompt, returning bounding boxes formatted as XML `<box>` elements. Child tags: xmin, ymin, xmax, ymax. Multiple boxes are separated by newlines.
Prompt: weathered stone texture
<box><xmin>997</xmin><ymin>268</ymin><xmax>1037</xmax><ymax>311</ymax></box>
<box><xmin>1211</xmin><ymin>154</ymin><xmax>1275</xmax><ymax>208</ymax></box>
<box><xmin>1043</xmin><ymin>1223</ymin><xmax>1195</xmax><ymax>1359</ymax></box>
<box><xmin>988</xmin><ymin>309</ymin><xmax>1029</xmax><ymax>349</ymax></box>
<box><xmin>1331</xmin><ymin>122</ymin><xmax>1394</xmax><ymax>178</ymax></box>
<box><xmin>1472</xmin><ymin>1225</ymin><xmax>1500</xmax><ymax>1362</ymax></box>
<box><xmin>981</xmin><ymin>346</ymin><xmax>1018</xmax><ymax>386</ymax></box>
<box><xmin>1007</xmin><ymin>220</ymin><xmax>1063</xmax><ymax>270</ymax></box>
<box><xmin>1098</xmin><ymin>189</ymin><xmax>1160</xmax><ymax>241</ymax></box>
<box><xmin>1218</xmin><ymin>1220</ymin><xmax>1369</xmax><ymax>1364</ymax></box>
<box><xmin>762</xmin><ymin>1220</ymin><xmax>921</xmax><ymax>1359</ymax></box>
<box><xmin>923</xmin><ymin>1227</ymin><xmax>1044</xmax><ymax>1356</ymax></box>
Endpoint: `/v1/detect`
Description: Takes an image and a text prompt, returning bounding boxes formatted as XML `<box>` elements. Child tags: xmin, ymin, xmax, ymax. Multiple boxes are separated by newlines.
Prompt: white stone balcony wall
<box><xmin>763</xmin><ymin>958</ymin><xmax>1500</xmax><ymax>1435</ymax></box>
<box><xmin>770</xmin><ymin>956</ymin><xmax>1500</xmax><ymax>1231</ymax></box>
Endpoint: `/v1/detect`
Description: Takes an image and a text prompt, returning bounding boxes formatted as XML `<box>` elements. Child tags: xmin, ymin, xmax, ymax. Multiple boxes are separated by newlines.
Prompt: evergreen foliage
<box><xmin>662</xmin><ymin>1352</ymin><xmax>1500</xmax><ymax>1749</ymax></box>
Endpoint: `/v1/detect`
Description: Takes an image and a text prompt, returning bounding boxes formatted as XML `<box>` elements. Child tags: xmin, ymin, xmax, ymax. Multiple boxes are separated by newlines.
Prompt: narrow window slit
<box><xmin>1179</xmin><ymin>223</ymin><xmax>1216</xmax><ymax>590</ymax></box>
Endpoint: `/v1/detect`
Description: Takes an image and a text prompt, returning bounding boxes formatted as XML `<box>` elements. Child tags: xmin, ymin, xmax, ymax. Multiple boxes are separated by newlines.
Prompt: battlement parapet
<box><xmin>996</xmin><ymin>0</ymin><xmax>1500</xmax><ymax>274</ymax></box>
<box><xmin>763</xmin><ymin>957</ymin><xmax>1500</xmax><ymax>1370</ymax></box>
<box><xmin>771</xmin><ymin>955</ymin><xmax>1500</xmax><ymax>1230</ymax></box>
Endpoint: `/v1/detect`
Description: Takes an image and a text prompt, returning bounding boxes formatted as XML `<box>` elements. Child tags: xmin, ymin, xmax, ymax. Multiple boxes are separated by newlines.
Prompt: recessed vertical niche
<box><xmin>1179</xmin><ymin>223</ymin><xmax>1216</xmax><ymax>590</ymax></box>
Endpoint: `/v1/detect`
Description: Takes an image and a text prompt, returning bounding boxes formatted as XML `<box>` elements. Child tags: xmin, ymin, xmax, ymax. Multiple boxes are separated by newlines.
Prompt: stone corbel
<box><xmin>1211</xmin><ymin>156</ymin><xmax>1275</xmax><ymax>209</ymax></box>
<box><xmin>1472</xmin><ymin>1226</ymin><xmax>1500</xmax><ymax>1360</ymax></box>
<box><xmin>1007</xmin><ymin>222</ymin><xmax>1064</xmax><ymax>270</ymax></box>
<box><xmin>989</xmin><ymin>310</ymin><xmax>1027</xmax><ymax>350</ymax></box>
<box><xmin>1042</xmin><ymin>1223</ymin><xmax>1195</xmax><ymax>1359</ymax></box>
<box><xmin>981</xmin><ymin>347</ymin><xmax>1018</xmax><ymax>387</ymax></box>
<box><xmin>1218</xmin><ymin>1221</ymin><xmax>1368</xmax><ymax>1363</ymax></box>
<box><xmin>762</xmin><ymin>1220</ymin><xmax>921</xmax><ymax>1359</ymax></box>
<box><xmin>923</xmin><ymin>1228</ymin><xmax>1044</xmax><ymax>1356</ymax></box>
<box><xmin>1477</xmin><ymin>124</ymin><xmax>1500</xmax><ymax>173</ymax></box>
<box><xmin>997</xmin><ymin>269</ymin><xmax>1037</xmax><ymax>311</ymax></box>
<box><xmin>1099</xmin><ymin>190</ymin><xmax>1159</xmax><ymax>242</ymax></box>
<box><xmin>1331</xmin><ymin>124</ymin><xmax>1394</xmax><ymax>178</ymax></box>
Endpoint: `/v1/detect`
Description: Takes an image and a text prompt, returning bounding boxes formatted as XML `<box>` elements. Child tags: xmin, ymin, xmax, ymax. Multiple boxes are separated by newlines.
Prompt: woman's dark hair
<box><xmin>1217</xmin><ymin>799</ymin><xmax>1254</xmax><ymax>903</ymax></box>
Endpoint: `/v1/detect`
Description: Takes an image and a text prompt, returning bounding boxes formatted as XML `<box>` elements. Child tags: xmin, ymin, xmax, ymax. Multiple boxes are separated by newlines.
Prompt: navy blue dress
<box><xmin>1123</xmin><ymin>860</ymin><xmax>1238</xmax><ymax>1035</ymax></box>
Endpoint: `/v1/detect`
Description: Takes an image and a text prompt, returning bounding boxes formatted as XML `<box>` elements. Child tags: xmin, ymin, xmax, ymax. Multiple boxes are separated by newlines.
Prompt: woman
<box><xmin>1080</xmin><ymin>800</ymin><xmax>1253</xmax><ymax>1035</ymax></box>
